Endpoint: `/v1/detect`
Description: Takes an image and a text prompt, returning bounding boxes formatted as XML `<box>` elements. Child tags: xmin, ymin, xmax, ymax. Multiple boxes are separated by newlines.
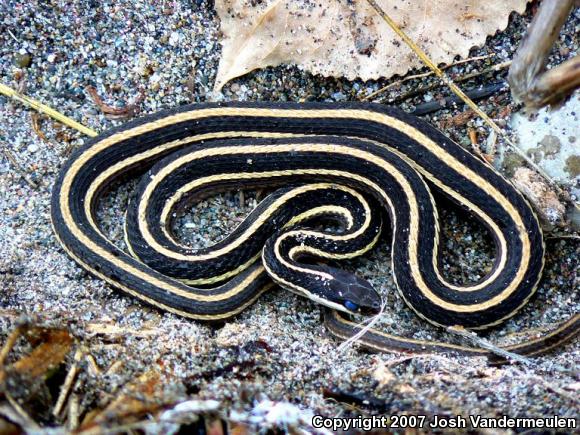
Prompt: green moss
<box><xmin>502</xmin><ymin>153</ymin><xmax>526</xmax><ymax>177</ymax></box>
<box><xmin>564</xmin><ymin>155</ymin><xmax>580</xmax><ymax>178</ymax></box>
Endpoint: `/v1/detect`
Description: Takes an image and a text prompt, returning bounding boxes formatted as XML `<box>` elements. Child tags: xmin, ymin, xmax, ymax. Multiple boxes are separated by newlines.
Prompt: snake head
<box><xmin>322</xmin><ymin>267</ymin><xmax>382</xmax><ymax>316</ymax></box>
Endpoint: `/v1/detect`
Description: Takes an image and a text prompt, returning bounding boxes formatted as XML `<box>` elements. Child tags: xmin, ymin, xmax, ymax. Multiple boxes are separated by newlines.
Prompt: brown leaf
<box><xmin>214</xmin><ymin>0</ymin><xmax>528</xmax><ymax>90</ymax></box>
<box><xmin>8</xmin><ymin>329</ymin><xmax>73</xmax><ymax>379</ymax></box>
<box><xmin>79</xmin><ymin>367</ymin><xmax>184</xmax><ymax>431</ymax></box>
<box><xmin>0</xmin><ymin>327</ymin><xmax>74</xmax><ymax>423</ymax></box>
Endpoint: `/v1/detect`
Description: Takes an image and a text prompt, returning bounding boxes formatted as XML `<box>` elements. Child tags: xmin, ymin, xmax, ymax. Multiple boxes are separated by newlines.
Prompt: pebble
<box><xmin>14</xmin><ymin>52</ymin><xmax>32</xmax><ymax>67</ymax></box>
<box><xmin>169</xmin><ymin>31</ymin><xmax>180</xmax><ymax>46</ymax></box>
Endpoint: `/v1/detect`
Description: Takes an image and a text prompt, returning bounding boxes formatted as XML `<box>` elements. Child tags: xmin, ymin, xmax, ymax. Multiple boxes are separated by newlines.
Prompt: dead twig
<box><xmin>508</xmin><ymin>0</ymin><xmax>579</xmax><ymax>108</ymax></box>
<box><xmin>0</xmin><ymin>82</ymin><xmax>97</xmax><ymax>137</ymax></box>
<box><xmin>84</xmin><ymin>322</ymin><xmax>160</xmax><ymax>338</ymax></box>
<box><xmin>68</xmin><ymin>389</ymin><xmax>81</xmax><ymax>431</ymax></box>
<box><xmin>86</xmin><ymin>86</ymin><xmax>142</xmax><ymax>119</ymax></box>
<box><xmin>447</xmin><ymin>326</ymin><xmax>533</xmax><ymax>366</ymax></box>
<box><xmin>6</xmin><ymin>29</ymin><xmax>20</xmax><ymax>43</ymax></box>
<box><xmin>390</xmin><ymin>61</ymin><xmax>511</xmax><ymax>104</ymax></box>
<box><xmin>485</xmin><ymin>129</ymin><xmax>498</xmax><ymax>160</ymax></box>
<box><xmin>4</xmin><ymin>392</ymin><xmax>42</xmax><ymax>431</ymax></box>
<box><xmin>410</xmin><ymin>82</ymin><xmax>507</xmax><ymax>116</ymax></box>
<box><xmin>0</xmin><ymin>326</ymin><xmax>22</xmax><ymax>367</ymax></box>
<box><xmin>30</xmin><ymin>113</ymin><xmax>48</xmax><ymax>142</ymax></box>
<box><xmin>546</xmin><ymin>234</ymin><xmax>580</xmax><ymax>240</ymax></box>
<box><xmin>362</xmin><ymin>54</ymin><xmax>495</xmax><ymax>101</ymax></box>
<box><xmin>85</xmin><ymin>354</ymin><xmax>102</xmax><ymax>376</ymax></box>
<box><xmin>53</xmin><ymin>347</ymin><xmax>85</xmax><ymax>418</ymax></box>
<box><xmin>105</xmin><ymin>360</ymin><xmax>125</xmax><ymax>376</ymax></box>
<box><xmin>1</xmin><ymin>146</ymin><xmax>39</xmax><ymax>189</ymax></box>
<box><xmin>531</xmin><ymin>56</ymin><xmax>580</xmax><ymax>106</ymax></box>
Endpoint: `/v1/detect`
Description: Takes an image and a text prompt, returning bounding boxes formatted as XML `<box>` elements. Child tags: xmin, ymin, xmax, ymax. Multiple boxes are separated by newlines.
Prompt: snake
<box><xmin>50</xmin><ymin>102</ymin><xmax>578</xmax><ymax>361</ymax></box>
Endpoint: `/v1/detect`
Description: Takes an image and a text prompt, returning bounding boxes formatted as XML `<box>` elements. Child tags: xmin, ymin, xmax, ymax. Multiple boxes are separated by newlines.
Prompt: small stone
<box><xmin>332</xmin><ymin>91</ymin><xmax>346</xmax><ymax>101</ymax></box>
<box><xmin>169</xmin><ymin>31</ymin><xmax>180</xmax><ymax>46</ymax></box>
<box><xmin>14</xmin><ymin>52</ymin><xmax>32</xmax><ymax>68</ymax></box>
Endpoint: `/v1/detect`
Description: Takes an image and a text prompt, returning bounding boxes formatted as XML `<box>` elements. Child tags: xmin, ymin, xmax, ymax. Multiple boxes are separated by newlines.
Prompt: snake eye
<box><xmin>344</xmin><ymin>300</ymin><xmax>359</xmax><ymax>312</ymax></box>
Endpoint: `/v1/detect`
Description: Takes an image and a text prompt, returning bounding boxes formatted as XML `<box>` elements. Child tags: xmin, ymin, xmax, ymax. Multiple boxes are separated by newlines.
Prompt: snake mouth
<box><xmin>323</xmin><ymin>267</ymin><xmax>383</xmax><ymax>317</ymax></box>
<box><xmin>355</xmin><ymin>300</ymin><xmax>382</xmax><ymax>317</ymax></box>
<box><xmin>337</xmin><ymin>293</ymin><xmax>382</xmax><ymax>317</ymax></box>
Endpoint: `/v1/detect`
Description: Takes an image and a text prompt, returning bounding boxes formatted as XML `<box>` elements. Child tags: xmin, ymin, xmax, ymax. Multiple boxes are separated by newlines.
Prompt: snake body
<box><xmin>51</xmin><ymin>102</ymin><xmax>578</xmax><ymax>358</ymax></box>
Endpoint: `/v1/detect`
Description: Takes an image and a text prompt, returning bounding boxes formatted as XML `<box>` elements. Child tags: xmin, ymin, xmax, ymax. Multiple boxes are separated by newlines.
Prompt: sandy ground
<box><xmin>0</xmin><ymin>1</ymin><xmax>578</xmax><ymax>433</ymax></box>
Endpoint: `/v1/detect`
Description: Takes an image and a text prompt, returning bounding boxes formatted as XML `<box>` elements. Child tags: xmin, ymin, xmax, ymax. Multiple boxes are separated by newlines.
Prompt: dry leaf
<box><xmin>79</xmin><ymin>368</ymin><xmax>182</xmax><ymax>431</ymax></box>
<box><xmin>0</xmin><ymin>326</ymin><xmax>74</xmax><ymax>424</ymax></box>
<box><xmin>372</xmin><ymin>360</ymin><xmax>395</xmax><ymax>387</ymax></box>
<box><xmin>214</xmin><ymin>0</ymin><xmax>528</xmax><ymax>90</ymax></box>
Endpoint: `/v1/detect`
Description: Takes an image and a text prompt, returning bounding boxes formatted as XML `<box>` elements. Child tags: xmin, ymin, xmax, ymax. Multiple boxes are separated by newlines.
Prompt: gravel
<box><xmin>0</xmin><ymin>1</ymin><xmax>578</xmax><ymax>432</ymax></box>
